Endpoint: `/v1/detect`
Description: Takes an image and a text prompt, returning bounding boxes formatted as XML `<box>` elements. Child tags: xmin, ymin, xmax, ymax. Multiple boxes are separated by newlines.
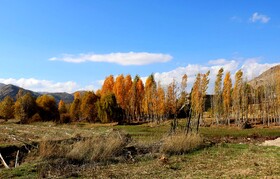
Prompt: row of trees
<box><xmin>0</xmin><ymin>68</ymin><xmax>279</xmax><ymax>127</ymax></box>
<box><xmin>212</xmin><ymin>68</ymin><xmax>280</xmax><ymax>126</ymax></box>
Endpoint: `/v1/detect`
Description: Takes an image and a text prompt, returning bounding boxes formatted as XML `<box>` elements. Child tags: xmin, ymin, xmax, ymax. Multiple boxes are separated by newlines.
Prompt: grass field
<box><xmin>0</xmin><ymin>119</ymin><xmax>279</xmax><ymax>178</ymax></box>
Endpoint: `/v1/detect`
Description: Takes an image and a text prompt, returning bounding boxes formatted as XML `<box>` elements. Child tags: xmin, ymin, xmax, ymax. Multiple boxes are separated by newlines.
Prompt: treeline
<box><xmin>0</xmin><ymin>68</ymin><xmax>279</xmax><ymax>126</ymax></box>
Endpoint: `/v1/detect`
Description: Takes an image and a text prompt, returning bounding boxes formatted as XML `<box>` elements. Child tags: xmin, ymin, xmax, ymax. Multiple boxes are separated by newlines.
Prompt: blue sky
<box><xmin>0</xmin><ymin>0</ymin><xmax>279</xmax><ymax>92</ymax></box>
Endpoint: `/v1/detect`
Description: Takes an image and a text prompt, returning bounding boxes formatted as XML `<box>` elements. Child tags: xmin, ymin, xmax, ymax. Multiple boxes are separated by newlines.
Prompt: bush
<box><xmin>160</xmin><ymin>132</ymin><xmax>203</xmax><ymax>155</ymax></box>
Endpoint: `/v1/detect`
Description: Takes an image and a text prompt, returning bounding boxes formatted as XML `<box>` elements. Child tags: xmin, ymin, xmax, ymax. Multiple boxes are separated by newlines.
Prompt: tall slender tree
<box><xmin>222</xmin><ymin>71</ymin><xmax>232</xmax><ymax>125</ymax></box>
<box><xmin>69</xmin><ymin>92</ymin><xmax>81</xmax><ymax>121</ymax></box>
<box><xmin>101</xmin><ymin>75</ymin><xmax>115</xmax><ymax>96</ymax></box>
<box><xmin>213</xmin><ymin>68</ymin><xmax>224</xmax><ymax>124</ymax></box>
<box><xmin>124</xmin><ymin>75</ymin><xmax>133</xmax><ymax>122</ymax></box>
<box><xmin>232</xmin><ymin>70</ymin><xmax>243</xmax><ymax>124</ymax></box>
<box><xmin>143</xmin><ymin>74</ymin><xmax>157</xmax><ymax>121</ymax></box>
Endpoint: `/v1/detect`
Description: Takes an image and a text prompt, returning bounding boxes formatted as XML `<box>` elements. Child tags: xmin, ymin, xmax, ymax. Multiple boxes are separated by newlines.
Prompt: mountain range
<box><xmin>0</xmin><ymin>83</ymin><xmax>74</xmax><ymax>103</ymax></box>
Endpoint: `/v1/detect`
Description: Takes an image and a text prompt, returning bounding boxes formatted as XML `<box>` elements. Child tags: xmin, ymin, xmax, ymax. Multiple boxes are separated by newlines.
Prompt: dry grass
<box><xmin>160</xmin><ymin>132</ymin><xmax>203</xmax><ymax>155</ymax></box>
<box><xmin>39</xmin><ymin>130</ymin><xmax>128</xmax><ymax>162</ymax></box>
<box><xmin>67</xmin><ymin>131</ymin><xmax>126</xmax><ymax>162</ymax></box>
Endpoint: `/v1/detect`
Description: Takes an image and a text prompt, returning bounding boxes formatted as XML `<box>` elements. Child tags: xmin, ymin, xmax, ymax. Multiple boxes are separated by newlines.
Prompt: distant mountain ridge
<box><xmin>248</xmin><ymin>64</ymin><xmax>280</xmax><ymax>88</ymax></box>
<box><xmin>0</xmin><ymin>83</ymin><xmax>74</xmax><ymax>103</ymax></box>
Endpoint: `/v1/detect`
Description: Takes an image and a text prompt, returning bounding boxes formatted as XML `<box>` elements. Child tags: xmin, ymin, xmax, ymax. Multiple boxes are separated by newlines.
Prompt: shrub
<box><xmin>160</xmin><ymin>132</ymin><xmax>203</xmax><ymax>155</ymax></box>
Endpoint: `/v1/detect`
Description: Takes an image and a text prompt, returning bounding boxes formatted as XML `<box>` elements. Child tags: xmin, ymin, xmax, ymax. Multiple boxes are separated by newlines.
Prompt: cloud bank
<box><xmin>1</xmin><ymin>58</ymin><xmax>278</xmax><ymax>94</ymax></box>
<box><xmin>49</xmin><ymin>52</ymin><xmax>172</xmax><ymax>66</ymax></box>
<box><xmin>151</xmin><ymin>58</ymin><xmax>279</xmax><ymax>93</ymax></box>
<box><xmin>250</xmin><ymin>12</ymin><xmax>270</xmax><ymax>23</ymax></box>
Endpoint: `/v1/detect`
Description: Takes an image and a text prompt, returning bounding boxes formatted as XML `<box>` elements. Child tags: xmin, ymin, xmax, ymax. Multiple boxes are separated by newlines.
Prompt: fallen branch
<box><xmin>10</xmin><ymin>135</ymin><xmax>38</xmax><ymax>149</ymax></box>
<box><xmin>0</xmin><ymin>153</ymin><xmax>10</xmax><ymax>169</ymax></box>
<box><xmin>15</xmin><ymin>150</ymin><xmax>19</xmax><ymax>168</ymax></box>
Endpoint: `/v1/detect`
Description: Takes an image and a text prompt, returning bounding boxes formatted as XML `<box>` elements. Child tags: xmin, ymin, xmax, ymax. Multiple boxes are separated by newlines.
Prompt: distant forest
<box><xmin>0</xmin><ymin>67</ymin><xmax>279</xmax><ymax>127</ymax></box>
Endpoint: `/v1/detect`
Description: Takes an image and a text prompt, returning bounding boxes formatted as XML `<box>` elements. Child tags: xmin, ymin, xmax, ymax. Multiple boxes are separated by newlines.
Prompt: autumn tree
<box><xmin>97</xmin><ymin>93</ymin><xmax>120</xmax><ymax>123</ymax></box>
<box><xmin>178</xmin><ymin>74</ymin><xmax>188</xmax><ymax>118</ymax></box>
<box><xmin>0</xmin><ymin>96</ymin><xmax>15</xmax><ymax>121</ymax></box>
<box><xmin>80</xmin><ymin>91</ymin><xmax>98</xmax><ymax>122</ymax></box>
<box><xmin>101</xmin><ymin>75</ymin><xmax>115</xmax><ymax>96</ymax></box>
<box><xmin>222</xmin><ymin>71</ymin><xmax>232</xmax><ymax>125</ymax></box>
<box><xmin>166</xmin><ymin>79</ymin><xmax>178</xmax><ymax>132</ymax></box>
<box><xmin>113</xmin><ymin>74</ymin><xmax>126</xmax><ymax>110</ymax></box>
<box><xmin>124</xmin><ymin>75</ymin><xmax>133</xmax><ymax>122</ymax></box>
<box><xmin>200</xmin><ymin>71</ymin><xmax>210</xmax><ymax>128</ymax></box>
<box><xmin>58</xmin><ymin>100</ymin><xmax>67</xmax><ymax>114</ymax></box>
<box><xmin>36</xmin><ymin>95</ymin><xmax>59</xmax><ymax>122</ymax></box>
<box><xmin>156</xmin><ymin>81</ymin><xmax>166</xmax><ymax>121</ymax></box>
<box><xmin>69</xmin><ymin>92</ymin><xmax>81</xmax><ymax>121</ymax></box>
<box><xmin>213</xmin><ymin>68</ymin><xmax>224</xmax><ymax>124</ymax></box>
<box><xmin>130</xmin><ymin>75</ymin><xmax>145</xmax><ymax>121</ymax></box>
<box><xmin>191</xmin><ymin>71</ymin><xmax>210</xmax><ymax>133</ymax></box>
<box><xmin>232</xmin><ymin>70</ymin><xmax>243</xmax><ymax>124</ymax></box>
<box><xmin>143</xmin><ymin>74</ymin><xmax>157</xmax><ymax>121</ymax></box>
<box><xmin>14</xmin><ymin>93</ymin><xmax>37</xmax><ymax>124</ymax></box>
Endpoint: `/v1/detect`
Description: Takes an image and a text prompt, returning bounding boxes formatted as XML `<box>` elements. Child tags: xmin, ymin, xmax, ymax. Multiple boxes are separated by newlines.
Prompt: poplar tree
<box><xmin>114</xmin><ymin>74</ymin><xmax>126</xmax><ymax>110</ymax></box>
<box><xmin>58</xmin><ymin>100</ymin><xmax>67</xmax><ymax>114</ymax></box>
<box><xmin>156</xmin><ymin>81</ymin><xmax>166</xmax><ymax>121</ymax></box>
<box><xmin>232</xmin><ymin>70</ymin><xmax>243</xmax><ymax>124</ymax></box>
<box><xmin>131</xmin><ymin>75</ymin><xmax>145</xmax><ymax>121</ymax></box>
<box><xmin>80</xmin><ymin>91</ymin><xmax>98</xmax><ymax>122</ymax></box>
<box><xmin>124</xmin><ymin>75</ymin><xmax>133</xmax><ymax>122</ymax></box>
<box><xmin>222</xmin><ymin>71</ymin><xmax>232</xmax><ymax>125</ymax></box>
<box><xmin>213</xmin><ymin>68</ymin><xmax>224</xmax><ymax>124</ymax></box>
<box><xmin>69</xmin><ymin>92</ymin><xmax>81</xmax><ymax>121</ymax></box>
<box><xmin>101</xmin><ymin>75</ymin><xmax>115</xmax><ymax>96</ymax></box>
<box><xmin>143</xmin><ymin>74</ymin><xmax>157</xmax><ymax>121</ymax></box>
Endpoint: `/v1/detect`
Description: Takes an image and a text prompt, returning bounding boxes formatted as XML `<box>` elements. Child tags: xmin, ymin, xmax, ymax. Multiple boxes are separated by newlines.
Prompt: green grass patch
<box><xmin>0</xmin><ymin>163</ymin><xmax>38</xmax><ymax>179</ymax></box>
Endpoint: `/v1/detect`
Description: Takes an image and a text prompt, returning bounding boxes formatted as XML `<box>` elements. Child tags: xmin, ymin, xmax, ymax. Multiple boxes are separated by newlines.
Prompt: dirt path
<box><xmin>262</xmin><ymin>137</ymin><xmax>280</xmax><ymax>147</ymax></box>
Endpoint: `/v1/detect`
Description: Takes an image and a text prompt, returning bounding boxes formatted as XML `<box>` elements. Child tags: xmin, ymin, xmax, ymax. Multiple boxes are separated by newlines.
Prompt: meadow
<box><xmin>0</xmin><ymin>119</ymin><xmax>279</xmax><ymax>178</ymax></box>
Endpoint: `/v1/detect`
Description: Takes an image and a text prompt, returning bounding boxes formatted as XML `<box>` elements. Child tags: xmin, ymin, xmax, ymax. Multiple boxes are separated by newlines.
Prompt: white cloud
<box><xmin>1</xmin><ymin>58</ymin><xmax>278</xmax><ymax>94</ymax></box>
<box><xmin>49</xmin><ymin>52</ymin><xmax>172</xmax><ymax>66</ymax></box>
<box><xmin>250</xmin><ymin>12</ymin><xmax>270</xmax><ymax>23</ymax></box>
<box><xmin>148</xmin><ymin>58</ymin><xmax>279</xmax><ymax>93</ymax></box>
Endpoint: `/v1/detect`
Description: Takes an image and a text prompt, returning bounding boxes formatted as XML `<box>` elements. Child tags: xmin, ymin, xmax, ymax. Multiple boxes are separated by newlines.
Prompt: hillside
<box><xmin>248</xmin><ymin>64</ymin><xmax>280</xmax><ymax>88</ymax></box>
<box><xmin>0</xmin><ymin>83</ymin><xmax>74</xmax><ymax>103</ymax></box>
